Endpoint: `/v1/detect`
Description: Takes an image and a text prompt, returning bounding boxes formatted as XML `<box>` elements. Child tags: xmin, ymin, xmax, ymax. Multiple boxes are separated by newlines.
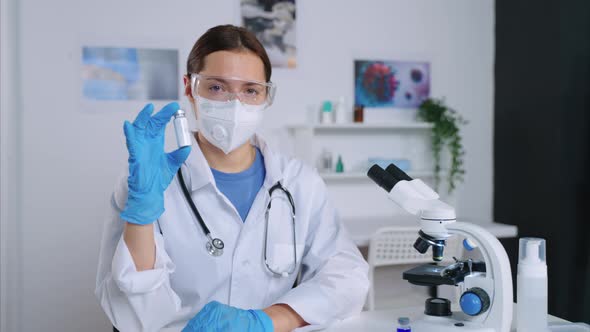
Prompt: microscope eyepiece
<box><xmin>367</xmin><ymin>165</ymin><xmax>398</xmax><ymax>192</ymax></box>
<box><xmin>385</xmin><ymin>163</ymin><xmax>413</xmax><ymax>181</ymax></box>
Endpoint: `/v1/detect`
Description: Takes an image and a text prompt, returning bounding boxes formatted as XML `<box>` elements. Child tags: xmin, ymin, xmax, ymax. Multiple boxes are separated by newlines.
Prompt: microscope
<box><xmin>367</xmin><ymin>164</ymin><xmax>513</xmax><ymax>332</ymax></box>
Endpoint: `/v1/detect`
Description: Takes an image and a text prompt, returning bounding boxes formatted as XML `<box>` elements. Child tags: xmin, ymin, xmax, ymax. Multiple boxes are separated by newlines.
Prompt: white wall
<box><xmin>8</xmin><ymin>0</ymin><xmax>494</xmax><ymax>330</ymax></box>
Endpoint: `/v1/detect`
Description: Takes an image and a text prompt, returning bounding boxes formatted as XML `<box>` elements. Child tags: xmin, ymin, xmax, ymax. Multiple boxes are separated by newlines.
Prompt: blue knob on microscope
<box><xmin>463</xmin><ymin>238</ymin><xmax>477</xmax><ymax>251</ymax></box>
<box><xmin>460</xmin><ymin>287</ymin><xmax>490</xmax><ymax>316</ymax></box>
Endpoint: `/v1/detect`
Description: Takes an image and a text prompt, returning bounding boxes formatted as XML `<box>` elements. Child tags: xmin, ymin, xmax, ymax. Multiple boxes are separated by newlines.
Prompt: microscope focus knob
<box><xmin>460</xmin><ymin>287</ymin><xmax>491</xmax><ymax>316</ymax></box>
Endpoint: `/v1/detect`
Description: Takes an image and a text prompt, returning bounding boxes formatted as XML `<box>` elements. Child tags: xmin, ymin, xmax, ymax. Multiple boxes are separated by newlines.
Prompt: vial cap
<box><xmin>398</xmin><ymin>317</ymin><xmax>410</xmax><ymax>325</ymax></box>
<box><xmin>174</xmin><ymin>109</ymin><xmax>186</xmax><ymax>117</ymax></box>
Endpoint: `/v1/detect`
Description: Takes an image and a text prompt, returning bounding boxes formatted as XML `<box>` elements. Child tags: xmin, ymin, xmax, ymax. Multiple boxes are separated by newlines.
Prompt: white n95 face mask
<box><xmin>196</xmin><ymin>96</ymin><xmax>264</xmax><ymax>154</ymax></box>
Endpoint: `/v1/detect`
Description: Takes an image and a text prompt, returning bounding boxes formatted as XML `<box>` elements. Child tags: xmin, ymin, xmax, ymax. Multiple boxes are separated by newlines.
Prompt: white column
<box><xmin>1</xmin><ymin>0</ymin><xmax>24</xmax><ymax>330</ymax></box>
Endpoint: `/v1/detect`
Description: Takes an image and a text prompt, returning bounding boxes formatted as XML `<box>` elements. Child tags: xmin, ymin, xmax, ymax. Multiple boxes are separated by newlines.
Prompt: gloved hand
<box><xmin>120</xmin><ymin>102</ymin><xmax>191</xmax><ymax>225</ymax></box>
<box><xmin>182</xmin><ymin>301</ymin><xmax>274</xmax><ymax>332</ymax></box>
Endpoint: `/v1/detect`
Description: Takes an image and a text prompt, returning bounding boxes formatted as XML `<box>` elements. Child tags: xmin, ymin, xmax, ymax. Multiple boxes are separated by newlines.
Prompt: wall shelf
<box><xmin>287</xmin><ymin>122</ymin><xmax>436</xmax><ymax>185</ymax></box>
<box><xmin>287</xmin><ymin>122</ymin><xmax>433</xmax><ymax>131</ymax></box>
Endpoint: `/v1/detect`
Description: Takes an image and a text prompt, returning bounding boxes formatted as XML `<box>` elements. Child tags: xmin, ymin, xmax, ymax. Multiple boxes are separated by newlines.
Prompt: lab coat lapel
<box><xmin>183</xmin><ymin>132</ymin><xmax>215</xmax><ymax>192</ymax></box>
<box><xmin>252</xmin><ymin>133</ymin><xmax>284</xmax><ymax>188</ymax></box>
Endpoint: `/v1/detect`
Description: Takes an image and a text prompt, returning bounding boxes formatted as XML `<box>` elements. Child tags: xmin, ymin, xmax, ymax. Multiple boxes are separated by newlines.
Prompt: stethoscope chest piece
<box><xmin>206</xmin><ymin>236</ymin><xmax>224</xmax><ymax>257</ymax></box>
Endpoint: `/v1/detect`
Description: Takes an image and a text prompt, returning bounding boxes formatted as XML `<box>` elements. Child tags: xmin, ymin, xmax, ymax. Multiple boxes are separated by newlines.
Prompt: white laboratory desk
<box><xmin>342</xmin><ymin>216</ymin><xmax>518</xmax><ymax>247</ymax></box>
<box><xmin>321</xmin><ymin>305</ymin><xmax>572</xmax><ymax>331</ymax></box>
<box><xmin>160</xmin><ymin>308</ymin><xmax>584</xmax><ymax>332</ymax></box>
<box><xmin>160</xmin><ymin>218</ymin><xmax>521</xmax><ymax>332</ymax></box>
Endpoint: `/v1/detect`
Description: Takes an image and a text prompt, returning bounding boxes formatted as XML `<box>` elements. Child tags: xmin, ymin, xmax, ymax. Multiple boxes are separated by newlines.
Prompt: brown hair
<box><xmin>186</xmin><ymin>24</ymin><xmax>272</xmax><ymax>82</ymax></box>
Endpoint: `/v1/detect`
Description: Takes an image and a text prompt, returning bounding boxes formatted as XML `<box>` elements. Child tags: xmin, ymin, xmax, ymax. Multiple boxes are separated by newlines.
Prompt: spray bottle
<box><xmin>517</xmin><ymin>237</ymin><xmax>548</xmax><ymax>332</ymax></box>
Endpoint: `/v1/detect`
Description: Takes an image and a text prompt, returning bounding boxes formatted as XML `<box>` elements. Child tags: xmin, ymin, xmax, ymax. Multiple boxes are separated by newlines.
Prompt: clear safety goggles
<box><xmin>190</xmin><ymin>74</ymin><xmax>277</xmax><ymax>107</ymax></box>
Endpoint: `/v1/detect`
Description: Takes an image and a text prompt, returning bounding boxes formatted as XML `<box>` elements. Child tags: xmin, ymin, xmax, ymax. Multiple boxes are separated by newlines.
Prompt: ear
<box><xmin>183</xmin><ymin>75</ymin><xmax>195</xmax><ymax>103</ymax></box>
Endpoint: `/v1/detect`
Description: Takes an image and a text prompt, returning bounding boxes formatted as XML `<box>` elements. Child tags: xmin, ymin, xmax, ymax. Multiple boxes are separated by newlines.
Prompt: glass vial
<box><xmin>397</xmin><ymin>317</ymin><xmax>411</xmax><ymax>332</ymax></box>
<box><xmin>173</xmin><ymin>109</ymin><xmax>191</xmax><ymax>148</ymax></box>
<box><xmin>320</xmin><ymin>149</ymin><xmax>333</xmax><ymax>173</ymax></box>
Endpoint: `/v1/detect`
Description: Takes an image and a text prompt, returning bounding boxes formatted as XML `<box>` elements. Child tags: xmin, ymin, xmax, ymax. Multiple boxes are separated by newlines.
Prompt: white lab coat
<box><xmin>95</xmin><ymin>134</ymin><xmax>369</xmax><ymax>332</ymax></box>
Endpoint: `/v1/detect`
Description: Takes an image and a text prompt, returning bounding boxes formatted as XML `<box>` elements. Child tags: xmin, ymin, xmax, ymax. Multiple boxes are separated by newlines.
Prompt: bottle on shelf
<box><xmin>334</xmin><ymin>97</ymin><xmax>348</xmax><ymax>124</ymax></box>
<box><xmin>320</xmin><ymin>101</ymin><xmax>333</xmax><ymax>124</ymax></box>
<box><xmin>319</xmin><ymin>149</ymin><xmax>333</xmax><ymax>173</ymax></box>
<box><xmin>335</xmin><ymin>155</ymin><xmax>344</xmax><ymax>173</ymax></box>
<box><xmin>353</xmin><ymin>104</ymin><xmax>364</xmax><ymax>123</ymax></box>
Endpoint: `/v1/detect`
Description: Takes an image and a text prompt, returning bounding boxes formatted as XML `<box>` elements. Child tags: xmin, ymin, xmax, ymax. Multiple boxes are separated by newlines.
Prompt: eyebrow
<box><xmin>205</xmin><ymin>77</ymin><xmax>230</xmax><ymax>84</ymax></box>
<box><xmin>205</xmin><ymin>78</ymin><xmax>263</xmax><ymax>88</ymax></box>
<box><xmin>243</xmin><ymin>82</ymin><xmax>262</xmax><ymax>87</ymax></box>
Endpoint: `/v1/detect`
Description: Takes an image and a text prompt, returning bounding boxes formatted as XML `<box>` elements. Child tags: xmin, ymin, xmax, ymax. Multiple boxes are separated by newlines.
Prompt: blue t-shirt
<box><xmin>211</xmin><ymin>147</ymin><xmax>266</xmax><ymax>222</ymax></box>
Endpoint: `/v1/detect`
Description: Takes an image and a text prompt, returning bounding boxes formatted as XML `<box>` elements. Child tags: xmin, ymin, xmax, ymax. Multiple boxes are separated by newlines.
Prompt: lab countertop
<box><xmin>341</xmin><ymin>216</ymin><xmax>518</xmax><ymax>247</ymax></box>
<box><xmin>160</xmin><ymin>307</ymin><xmax>585</xmax><ymax>332</ymax></box>
<box><xmin>320</xmin><ymin>305</ymin><xmax>572</xmax><ymax>331</ymax></box>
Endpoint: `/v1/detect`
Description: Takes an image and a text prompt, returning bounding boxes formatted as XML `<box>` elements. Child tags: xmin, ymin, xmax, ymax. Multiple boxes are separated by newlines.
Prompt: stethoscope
<box><xmin>176</xmin><ymin>168</ymin><xmax>298</xmax><ymax>277</ymax></box>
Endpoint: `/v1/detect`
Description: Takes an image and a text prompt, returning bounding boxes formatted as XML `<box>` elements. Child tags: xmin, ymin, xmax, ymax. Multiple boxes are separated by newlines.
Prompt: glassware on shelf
<box><xmin>319</xmin><ymin>149</ymin><xmax>333</xmax><ymax>173</ymax></box>
<box><xmin>353</xmin><ymin>104</ymin><xmax>364</xmax><ymax>123</ymax></box>
<box><xmin>335</xmin><ymin>155</ymin><xmax>344</xmax><ymax>173</ymax></box>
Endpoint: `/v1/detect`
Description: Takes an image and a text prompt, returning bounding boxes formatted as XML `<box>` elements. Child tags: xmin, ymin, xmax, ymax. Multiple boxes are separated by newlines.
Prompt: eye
<box><xmin>208</xmin><ymin>84</ymin><xmax>223</xmax><ymax>93</ymax></box>
<box><xmin>245</xmin><ymin>88</ymin><xmax>260</xmax><ymax>96</ymax></box>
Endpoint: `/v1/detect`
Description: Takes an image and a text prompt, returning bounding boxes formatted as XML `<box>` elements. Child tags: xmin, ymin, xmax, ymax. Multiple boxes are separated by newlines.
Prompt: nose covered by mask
<box><xmin>195</xmin><ymin>96</ymin><xmax>265</xmax><ymax>154</ymax></box>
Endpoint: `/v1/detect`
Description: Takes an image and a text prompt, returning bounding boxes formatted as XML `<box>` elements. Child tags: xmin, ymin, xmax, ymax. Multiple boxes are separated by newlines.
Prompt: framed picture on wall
<box><xmin>81</xmin><ymin>47</ymin><xmax>179</xmax><ymax>101</ymax></box>
<box><xmin>241</xmin><ymin>0</ymin><xmax>296</xmax><ymax>68</ymax></box>
<box><xmin>354</xmin><ymin>59</ymin><xmax>430</xmax><ymax>109</ymax></box>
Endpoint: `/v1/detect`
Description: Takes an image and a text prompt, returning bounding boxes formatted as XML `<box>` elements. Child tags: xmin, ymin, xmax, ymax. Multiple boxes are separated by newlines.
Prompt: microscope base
<box><xmin>412</xmin><ymin>314</ymin><xmax>497</xmax><ymax>332</ymax></box>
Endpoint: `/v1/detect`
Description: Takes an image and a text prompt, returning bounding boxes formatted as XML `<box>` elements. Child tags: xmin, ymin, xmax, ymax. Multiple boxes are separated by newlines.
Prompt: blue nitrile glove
<box><xmin>182</xmin><ymin>301</ymin><xmax>274</xmax><ymax>332</ymax></box>
<box><xmin>119</xmin><ymin>102</ymin><xmax>191</xmax><ymax>225</ymax></box>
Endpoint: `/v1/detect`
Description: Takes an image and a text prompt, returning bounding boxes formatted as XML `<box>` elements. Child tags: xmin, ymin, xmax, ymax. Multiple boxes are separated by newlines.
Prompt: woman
<box><xmin>96</xmin><ymin>25</ymin><xmax>369</xmax><ymax>332</ymax></box>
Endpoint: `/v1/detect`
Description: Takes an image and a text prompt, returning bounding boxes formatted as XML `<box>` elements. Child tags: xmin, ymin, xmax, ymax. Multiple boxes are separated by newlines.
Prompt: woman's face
<box><xmin>184</xmin><ymin>50</ymin><xmax>266</xmax><ymax>103</ymax></box>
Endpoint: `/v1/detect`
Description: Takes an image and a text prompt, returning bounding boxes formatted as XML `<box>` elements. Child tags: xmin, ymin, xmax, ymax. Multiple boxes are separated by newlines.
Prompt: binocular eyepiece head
<box><xmin>366</xmin><ymin>163</ymin><xmax>448</xmax><ymax>262</ymax></box>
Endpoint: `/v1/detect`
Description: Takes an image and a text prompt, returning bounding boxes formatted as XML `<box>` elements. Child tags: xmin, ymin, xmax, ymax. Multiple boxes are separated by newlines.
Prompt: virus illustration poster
<box><xmin>354</xmin><ymin>60</ymin><xmax>430</xmax><ymax>108</ymax></box>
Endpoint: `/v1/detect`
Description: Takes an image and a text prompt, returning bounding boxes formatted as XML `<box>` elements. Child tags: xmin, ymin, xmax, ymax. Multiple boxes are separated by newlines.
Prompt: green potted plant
<box><xmin>417</xmin><ymin>98</ymin><xmax>467</xmax><ymax>194</ymax></box>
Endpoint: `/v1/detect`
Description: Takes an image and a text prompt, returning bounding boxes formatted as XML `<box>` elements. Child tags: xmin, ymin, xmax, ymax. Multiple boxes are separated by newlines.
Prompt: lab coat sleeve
<box><xmin>95</xmin><ymin>174</ymin><xmax>185</xmax><ymax>332</ymax></box>
<box><xmin>272</xmin><ymin>170</ymin><xmax>370</xmax><ymax>329</ymax></box>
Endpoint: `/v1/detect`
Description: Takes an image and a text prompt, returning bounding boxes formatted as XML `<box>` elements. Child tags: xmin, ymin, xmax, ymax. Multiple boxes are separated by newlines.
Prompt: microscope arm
<box><xmin>446</xmin><ymin>222</ymin><xmax>513</xmax><ymax>332</ymax></box>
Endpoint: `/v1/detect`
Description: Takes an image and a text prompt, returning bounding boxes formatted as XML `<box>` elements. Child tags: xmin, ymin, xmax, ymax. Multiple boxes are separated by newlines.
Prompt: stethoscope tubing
<box><xmin>263</xmin><ymin>183</ymin><xmax>297</xmax><ymax>277</ymax></box>
<box><xmin>177</xmin><ymin>168</ymin><xmax>211</xmax><ymax>236</ymax></box>
<box><xmin>176</xmin><ymin>166</ymin><xmax>297</xmax><ymax>276</ymax></box>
